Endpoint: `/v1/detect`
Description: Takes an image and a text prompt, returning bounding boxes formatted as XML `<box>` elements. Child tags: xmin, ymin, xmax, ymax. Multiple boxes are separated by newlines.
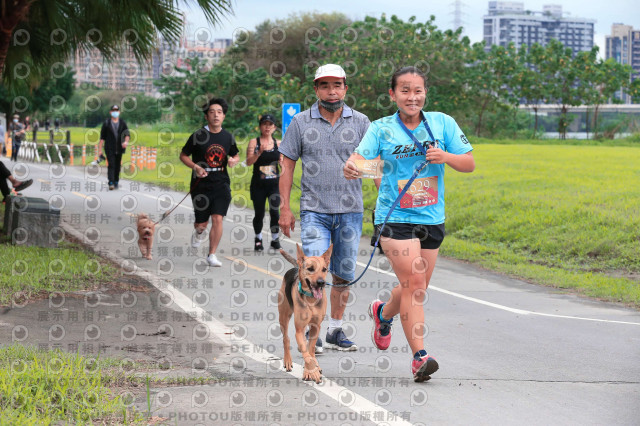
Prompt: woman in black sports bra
<box><xmin>246</xmin><ymin>114</ymin><xmax>282</xmax><ymax>251</ymax></box>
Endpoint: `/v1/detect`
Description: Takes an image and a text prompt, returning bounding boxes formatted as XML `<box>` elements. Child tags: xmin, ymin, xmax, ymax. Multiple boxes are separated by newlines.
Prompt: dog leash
<box><xmin>153</xmin><ymin>177</ymin><xmax>202</xmax><ymax>225</ymax></box>
<box><xmin>328</xmin><ymin>111</ymin><xmax>438</xmax><ymax>288</ymax></box>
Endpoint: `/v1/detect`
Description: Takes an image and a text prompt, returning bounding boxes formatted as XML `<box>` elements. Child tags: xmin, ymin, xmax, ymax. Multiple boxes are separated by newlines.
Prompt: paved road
<box><xmin>8</xmin><ymin>159</ymin><xmax>640</xmax><ymax>425</ymax></box>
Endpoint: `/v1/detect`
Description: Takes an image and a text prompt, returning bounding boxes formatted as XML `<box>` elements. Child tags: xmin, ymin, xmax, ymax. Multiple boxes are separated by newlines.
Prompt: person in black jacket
<box><xmin>98</xmin><ymin>105</ymin><xmax>130</xmax><ymax>190</ymax></box>
<box><xmin>246</xmin><ymin>114</ymin><xmax>282</xmax><ymax>251</ymax></box>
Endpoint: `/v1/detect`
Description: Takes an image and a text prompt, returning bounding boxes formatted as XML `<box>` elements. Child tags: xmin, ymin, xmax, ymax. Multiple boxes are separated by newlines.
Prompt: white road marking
<box><xmin>64</xmin><ymin>179</ymin><xmax>640</xmax><ymax>325</ymax></box>
<box><xmin>136</xmin><ymin>189</ymin><xmax>640</xmax><ymax>326</ymax></box>
<box><xmin>359</xmin><ymin>262</ymin><xmax>640</xmax><ymax>326</ymax></box>
<box><xmin>60</xmin><ymin>221</ymin><xmax>412</xmax><ymax>426</ymax></box>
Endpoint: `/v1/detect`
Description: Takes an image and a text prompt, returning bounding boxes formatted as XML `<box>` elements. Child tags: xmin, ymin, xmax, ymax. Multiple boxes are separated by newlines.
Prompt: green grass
<box><xmin>0</xmin><ymin>203</ymin><xmax>120</xmax><ymax>306</ymax></box>
<box><xmin>442</xmin><ymin>144</ymin><xmax>640</xmax><ymax>305</ymax></box>
<box><xmin>0</xmin><ymin>345</ymin><xmax>143</xmax><ymax>425</ymax></box>
<box><xmin>54</xmin><ymin>128</ymin><xmax>640</xmax><ymax>306</ymax></box>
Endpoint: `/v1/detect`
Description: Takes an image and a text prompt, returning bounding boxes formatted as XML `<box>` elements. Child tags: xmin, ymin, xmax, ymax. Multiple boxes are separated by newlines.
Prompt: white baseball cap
<box><xmin>314</xmin><ymin>64</ymin><xmax>346</xmax><ymax>81</ymax></box>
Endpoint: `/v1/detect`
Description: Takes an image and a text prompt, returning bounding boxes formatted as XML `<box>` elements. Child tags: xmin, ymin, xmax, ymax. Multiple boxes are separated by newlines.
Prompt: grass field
<box><xmin>0</xmin><ymin>203</ymin><xmax>121</xmax><ymax>306</ymax></box>
<box><xmin>53</xmin><ymin>128</ymin><xmax>640</xmax><ymax>306</ymax></box>
<box><xmin>0</xmin><ymin>345</ymin><xmax>143</xmax><ymax>425</ymax></box>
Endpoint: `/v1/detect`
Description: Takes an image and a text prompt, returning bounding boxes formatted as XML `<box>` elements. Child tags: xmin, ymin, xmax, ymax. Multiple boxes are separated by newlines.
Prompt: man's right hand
<box><xmin>193</xmin><ymin>164</ymin><xmax>208</xmax><ymax>178</ymax></box>
<box><xmin>279</xmin><ymin>208</ymin><xmax>295</xmax><ymax>238</ymax></box>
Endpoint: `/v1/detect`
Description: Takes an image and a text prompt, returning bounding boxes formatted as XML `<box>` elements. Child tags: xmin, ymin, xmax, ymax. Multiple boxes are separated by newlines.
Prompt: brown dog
<box><xmin>278</xmin><ymin>244</ymin><xmax>333</xmax><ymax>383</ymax></box>
<box><xmin>136</xmin><ymin>213</ymin><xmax>156</xmax><ymax>260</ymax></box>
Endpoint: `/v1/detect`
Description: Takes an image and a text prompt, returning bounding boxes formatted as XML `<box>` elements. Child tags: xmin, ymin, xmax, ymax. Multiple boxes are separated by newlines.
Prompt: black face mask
<box><xmin>319</xmin><ymin>99</ymin><xmax>344</xmax><ymax>112</ymax></box>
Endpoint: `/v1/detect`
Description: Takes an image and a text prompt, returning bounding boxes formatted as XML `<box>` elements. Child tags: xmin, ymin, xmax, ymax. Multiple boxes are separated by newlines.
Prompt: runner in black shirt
<box><xmin>180</xmin><ymin>98</ymin><xmax>239</xmax><ymax>267</ymax></box>
<box><xmin>246</xmin><ymin>114</ymin><xmax>282</xmax><ymax>251</ymax></box>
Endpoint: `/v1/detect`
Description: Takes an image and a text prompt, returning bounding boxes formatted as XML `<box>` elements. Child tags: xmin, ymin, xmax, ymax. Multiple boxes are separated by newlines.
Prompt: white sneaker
<box><xmin>191</xmin><ymin>230</ymin><xmax>206</xmax><ymax>248</ymax></box>
<box><xmin>207</xmin><ymin>254</ymin><xmax>222</xmax><ymax>267</ymax></box>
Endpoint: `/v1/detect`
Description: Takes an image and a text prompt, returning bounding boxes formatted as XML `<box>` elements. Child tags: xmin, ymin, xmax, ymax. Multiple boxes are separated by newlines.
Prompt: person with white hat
<box><xmin>278</xmin><ymin>64</ymin><xmax>371</xmax><ymax>353</ymax></box>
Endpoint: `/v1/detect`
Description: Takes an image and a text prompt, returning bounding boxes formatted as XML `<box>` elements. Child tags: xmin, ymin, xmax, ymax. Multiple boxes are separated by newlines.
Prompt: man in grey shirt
<box><xmin>279</xmin><ymin>64</ymin><xmax>370</xmax><ymax>353</ymax></box>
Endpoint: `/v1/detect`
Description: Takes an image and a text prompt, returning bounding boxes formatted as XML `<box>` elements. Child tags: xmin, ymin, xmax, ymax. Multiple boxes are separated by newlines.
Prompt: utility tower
<box><xmin>450</xmin><ymin>0</ymin><xmax>467</xmax><ymax>33</ymax></box>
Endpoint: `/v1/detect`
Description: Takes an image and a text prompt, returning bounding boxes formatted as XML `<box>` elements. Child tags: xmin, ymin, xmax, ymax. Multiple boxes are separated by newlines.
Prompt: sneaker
<box><xmin>368</xmin><ymin>299</ymin><xmax>392</xmax><ymax>350</ymax></box>
<box><xmin>108</xmin><ymin>184</ymin><xmax>115</xmax><ymax>190</ymax></box>
<box><xmin>114</xmin><ymin>181</ymin><xmax>119</xmax><ymax>189</ymax></box>
<box><xmin>325</xmin><ymin>327</ymin><xmax>357</xmax><ymax>351</ymax></box>
<box><xmin>191</xmin><ymin>229</ymin><xmax>206</xmax><ymax>248</ymax></box>
<box><xmin>206</xmin><ymin>254</ymin><xmax>222</xmax><ymax>267</ymax></box>
<box><xmin>254</xmin><ymin>237</ymin><xmax>264</xmax><ymax>251</ymax></box>
<box><xmin>411</xmin><ymin>354</ymin><xmax>439</xmax><ymax>383</ymax></box>
<box><xmin>305</xmin><ymin>330</ymin><xmax>323</xmax><ymax>354</ymax></box>
<box><xmin>270</xmin><ymin>238</ymin><xmax>281</xmax><ymax>249</ymax></box>
<box><xmin>13</xmin><ymin>179</ymin><xmax>32</xmax><ymax>192</ymax></box>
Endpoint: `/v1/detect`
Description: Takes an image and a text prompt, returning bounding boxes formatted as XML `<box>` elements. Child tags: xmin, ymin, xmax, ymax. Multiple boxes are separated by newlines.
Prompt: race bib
<box><xmin>259</xmin><ymin>165</ymin><xmax>278</xmax><ymax>179</ymax></box>
<box><xmin>353</xmin><ymin>159</ymin><xmax>384</xmax><ymax>179</ymax></box>
<box><xmin>398</xmin><ymin>176</ymin><xmax>438</xmax><ymax>208</ymax></box>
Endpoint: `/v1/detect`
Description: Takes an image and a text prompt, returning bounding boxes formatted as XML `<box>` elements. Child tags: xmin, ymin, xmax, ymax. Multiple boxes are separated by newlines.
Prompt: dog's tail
<box><xmin>279</xmin><ymin>249</ymin><xmax>297</xmax><ymax>266</ymax></box>
<box><xmin>138</xmin><ymin>212</ymin><xmax>149</xmax><ymax>220</ymax></box>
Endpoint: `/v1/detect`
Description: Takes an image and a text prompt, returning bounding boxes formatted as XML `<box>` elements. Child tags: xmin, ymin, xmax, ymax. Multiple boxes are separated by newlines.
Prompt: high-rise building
<box><xmin>605</xmin><ymin>24</ymin><xmax>640</xmax><ymax>103</ymax></box>
<box><xmin>483</xmin><ymin>2</ymin><xmax>595</xmax><ymax>54</ymax></box>
<box><xmin>71</xmin><ymin>20</ymin><xmax>232</xmax><ymax>98</ymax></box>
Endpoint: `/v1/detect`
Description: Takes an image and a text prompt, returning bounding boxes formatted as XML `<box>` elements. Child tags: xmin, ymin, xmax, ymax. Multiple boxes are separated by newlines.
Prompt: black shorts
<box><xmin>192</xmin><ymin>187</ymin><xmax>231</xmax><ymax>223</ymax></box>
<box><xmin>378</xmin><ymin>223</ymin><xmax>445</xmax><ymax>250</ymax></box>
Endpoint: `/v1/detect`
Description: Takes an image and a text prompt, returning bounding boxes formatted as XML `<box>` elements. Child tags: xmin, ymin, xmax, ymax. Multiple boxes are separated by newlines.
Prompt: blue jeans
<box><xmin>300</xmin><ymin>211</ymin><xmax>363</xmax><ymax>282</ymax></box>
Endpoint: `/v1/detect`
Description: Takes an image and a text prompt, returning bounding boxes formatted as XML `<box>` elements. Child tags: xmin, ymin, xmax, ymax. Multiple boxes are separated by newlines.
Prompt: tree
<box><xmin>538</xmin><ymin>40</ymin><xmax>596</xmax><ymax>139</ymax></box>
<box><xmin>625</xmin><ymin>78</ymin><xmax>640</xmax><ymax>104</ymax></box>
<box><xmin>585</xmin><ymin>58</ymin><xmax>632</xmax><ymax>137</ymax></box>
<box><xmin>463</xmin><ymin>43</ymin><xmax>520</xmax><ymax>136</ymax></box>
<box><xmin>223</xmin><ymin>12</ymin><xmax>351</xmax><ymax>82</ymax></box>
<box><xmin>0</xmin><ymin>65</ymin><xmax>75</xmax><ymax>120</ymax></box>
<box><xmin>513</xmin><ymin>43</ymin><xmax>548</xmax><ymax>137</ymax></box>
<box><xmin>304</xmin><ymin>15</ymin><xmax>474</xmax><ymax>122</ymax></box>
<box><xmin>155</xmin><ymin>57</ymin><xmax>303</xmax><ymax>135</ymax></box>
<box><xmin>0</xmin><ymin>0</ymin><xmax>233</xmax><ymax>91</ymax></box>
<box><xmin>31</xmin><ymin>66</ymin><xmax>76</xmax><ymax>114</ymax></box>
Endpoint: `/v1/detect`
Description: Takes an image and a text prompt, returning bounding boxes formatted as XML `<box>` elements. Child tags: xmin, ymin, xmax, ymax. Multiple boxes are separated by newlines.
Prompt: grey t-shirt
<box><xmin>279</xmin><ymin>102</ymin><xmax>370</xmax><ymax>214</ymax></box>
<box><xmin>111</xmin><ymin>119</ymin><xmax>119</xmax><ymax>138</ymax></box>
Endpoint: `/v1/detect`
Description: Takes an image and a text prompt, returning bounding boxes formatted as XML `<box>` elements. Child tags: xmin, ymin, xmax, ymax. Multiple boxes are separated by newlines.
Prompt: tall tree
<box><xmin>464</xmin><ymin>43</ymin><xmax>520</xmax><ymax>136</ymax></box>
<box><xmin>155</xmin><ymin>57</ymin><xmax>302</xmax><ymax>134</ymax></box>
<box><xmin>513</xmin><ymin>43</ymin><xmax>548</xmax><ymax>137</ymax></box>
<box><xmin>223</xmin><ymin>12</ymin><xmax>351</xmax><ymax>82</ymax></box>
<box><xmin>585</xmin><ymin>58</ymin><xmax>632</xmax><ymax>137</ymax></box>
<box><xmin>0</xmin><ymin>0</ymin><xmax>233</xmax><ymax>91</ymax></box>
<box><xmin>304</xmin><ymin>15</ymin><xmax>473</xmax><ymax>122</ymax></box>
<box><xmin>538</xmin><ymin>40</ymin><xmax>596</xmax><ymax>139</ymax></box>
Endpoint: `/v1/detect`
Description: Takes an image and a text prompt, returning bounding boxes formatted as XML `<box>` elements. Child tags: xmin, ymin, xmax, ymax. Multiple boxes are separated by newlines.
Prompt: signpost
<box><xmin>282</xmin><ymin>103</ymin><xmax>301</xmax><ymax>136</ymax></box>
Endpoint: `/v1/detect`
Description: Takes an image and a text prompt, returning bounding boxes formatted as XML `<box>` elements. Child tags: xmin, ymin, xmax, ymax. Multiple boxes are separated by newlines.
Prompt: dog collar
<box><xmin>297</xmin><ymin>281</ymin><xmax>314</xmax><ymax>298</ymax></box>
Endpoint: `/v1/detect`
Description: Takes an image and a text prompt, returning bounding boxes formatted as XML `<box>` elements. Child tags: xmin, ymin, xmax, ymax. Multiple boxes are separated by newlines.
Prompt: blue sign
<box><xmin>282</xmin><ymin>103</ymin><xmax>301</xmax><ymax>136</ymax></box>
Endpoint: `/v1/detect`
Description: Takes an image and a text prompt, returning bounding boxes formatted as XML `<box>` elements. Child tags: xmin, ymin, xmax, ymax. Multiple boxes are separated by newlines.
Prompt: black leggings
<box><xmin>251</xmin><ymin>183</ymin><xmax>280</xmax><ymax>235</ymax></box>
<box><xmin>0</xmin><ymin>161</ymin><xmax>11</xmax><ymax>199</ymax></box>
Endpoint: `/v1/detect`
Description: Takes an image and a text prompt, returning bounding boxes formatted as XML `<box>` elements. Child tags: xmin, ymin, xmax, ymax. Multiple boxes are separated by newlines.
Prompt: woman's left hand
<box><xmin>425</xmin><ymin>146</ymin><xmax>448</xmax><ymax>164</ymax></box>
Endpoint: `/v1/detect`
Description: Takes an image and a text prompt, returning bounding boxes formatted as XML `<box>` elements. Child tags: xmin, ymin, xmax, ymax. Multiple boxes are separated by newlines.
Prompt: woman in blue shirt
<box><xmin>344</xmin><ymin>66</ymin><xmax>475</xmax><ymax>382</ymax></box>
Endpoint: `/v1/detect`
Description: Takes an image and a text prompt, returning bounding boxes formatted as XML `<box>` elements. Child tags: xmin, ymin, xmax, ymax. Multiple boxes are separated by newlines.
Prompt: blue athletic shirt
<box><xmin>354</xmin><ymin>111</ymin><xmax>473</xmax><ymax>225</ymax></box>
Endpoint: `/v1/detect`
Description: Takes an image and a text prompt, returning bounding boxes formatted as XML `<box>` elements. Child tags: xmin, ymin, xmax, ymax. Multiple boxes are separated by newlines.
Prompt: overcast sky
<box><xmin>182</xmin><ymin>0</ymin><xmax>638</xmax><ymax>57</ymax></box>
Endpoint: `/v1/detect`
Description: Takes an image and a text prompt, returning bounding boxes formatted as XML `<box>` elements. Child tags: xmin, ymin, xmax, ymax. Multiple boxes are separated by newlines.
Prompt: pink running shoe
<box><xmin>411</xmin><ymin>354</ymin><xmax>439</xmax><ymax>382</ymax></box>
<box><xmin>368</xmin><ymin>299</ymin><xmax>392</xmax><ymax>350</ymax></box>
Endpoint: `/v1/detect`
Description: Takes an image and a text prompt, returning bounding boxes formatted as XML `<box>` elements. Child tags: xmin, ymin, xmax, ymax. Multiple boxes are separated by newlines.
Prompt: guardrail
<box><xmin>3</xmin><ymin>137</ymin><xmax>157</xmax><ymax>171</ymax></box>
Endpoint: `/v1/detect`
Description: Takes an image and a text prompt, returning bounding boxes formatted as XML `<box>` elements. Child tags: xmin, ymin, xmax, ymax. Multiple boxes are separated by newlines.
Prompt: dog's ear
<box><xmin>322</xmin><ymin>244</ymin><xmax>333</xmax><ymax>265</ymax></box>
<box><xmin>296</xmin><ymin>244</ymin><xmax>305</xmax><ymax>266</ymax></box>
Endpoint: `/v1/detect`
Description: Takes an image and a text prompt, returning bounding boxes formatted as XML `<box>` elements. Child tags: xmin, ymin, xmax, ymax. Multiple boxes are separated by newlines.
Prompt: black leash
<box><xmin>153</xmin><ymin>177</ymin><xmax>202</xmax><ymax>225</ymax></box>
<box><xmin>328</xmin><ymin>111</ymin><xmax>438</xmax><ymax>288</ymax></box>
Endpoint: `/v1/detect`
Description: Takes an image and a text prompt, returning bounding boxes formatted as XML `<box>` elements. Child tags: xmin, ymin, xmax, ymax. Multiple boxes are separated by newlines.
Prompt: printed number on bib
<box><xmin>398</xmin><ymin>176</ymin><xmax>438</xmax><ymax>208</ymax></box>
<box><xmin>259</xmin><ymin>165</ymin><xmax>278</xmax><ymax>179</ymax></box>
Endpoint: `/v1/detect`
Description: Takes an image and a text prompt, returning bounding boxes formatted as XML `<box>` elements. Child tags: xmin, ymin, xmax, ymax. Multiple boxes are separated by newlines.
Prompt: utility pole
<box><xmin>450</xmin><ymin>0</ymin><xmax>467</xmax><ymax>33</ymax></box>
